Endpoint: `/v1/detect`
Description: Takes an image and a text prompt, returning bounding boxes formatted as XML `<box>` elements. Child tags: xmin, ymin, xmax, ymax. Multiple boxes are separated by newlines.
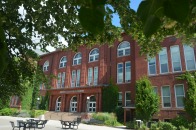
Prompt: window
<box><xmin>171</xmin><ymin>45</ymin><xmax>182</xmax><ymax>72</ymax></box>
<box><xmin>148</xmin><ymin>56</ymin><xmax>156</xmax><ymax>75</ymax></box>
<box><xmin>70</xmin><ymin>96</ymin><xmax>77</xmax><ymax>112</ymax></box>
<box><xmin>87</xmin><ymin>67</ymin><xmax>98</xmax><ymax>86</ymax></box>
<box><xmin>153</xmin><ymin>86</ymin><xmax>158</xmax><ymax>94</ymax></box>
<box><xmin>117</xmin><ymin>62</ymin><xmax>131</xmax><ymax>83</ymax></box>
<box><xmin>10</xmin><ymin>96</ymin><xmax>19</xmax><ymax>106</ymax></box>
<box><xmin>71</xmin><ymin>70</ymin><xmax>80</xmax><ymax>87</ymax></box>
<box><xmin>59</xmin><ymin>56</ymin><xmax>67</xmax><ymax>68</ymax></box>
<box><xmin>162</xmin><ymin>86</ymin><xmax>171</xmax><ymax>107</ymax></box>
<box><xmin>57</xmin><ymin>72</ymin><xmax>66</xmax><ymax>88</ymax></box>
<box><xmin>73</xmin><ymin>53</ymin><xmax>82</xmax><ymax>65</ymax></box>
<box><xmin>57</xmin><ymin>73</ymin><xmax>61</xmax><ymax>88</ymax></box>
<box><xmin>87</xmin><ymin>96</ymin><xmax>96</xmax><ymax>112</ymax></box>
<box><xmin>125</xmin><ymin>61</ymin><xmax>131</xmax><ymax>82</ymax></box>
<box><xmin>159</xmin><ymin>48</ymin><xmax>169</xmax><ymax>73</ymax></box>
<box><xmin>118</xmin><ymin>92</ymin><xmax>122</xmax><ymax>107</ymax></box>
<box><xmin>55</xmin><ymin>97</ymin><xmax>61</xmax><ymax>112</ymax></box>
<box><xmin>117</xmin><ymin>63</ymin><xmax>123</xmax><ymax>83</ymax></box>
<box><xmin>89</xmin><ymin>48</ymin><xmax>99</xmax><ymax>62</ymax></box>
<box><xmin>125</xmin><ymin>91</ymin><xmax>131</xmax><ymax>106</ymax></box>
<box><xmin>117</xmin><ymin>41</ymin><xmax>130</xmax><ymax>57</ymax></box>
<box><xmin>175</xmin><ymin>84</ymin><xmax>185</xmax><ymax>108</ymax></box>
<box><xmin>43</xmin><ymin>61</ymin><xmax>49</xmax><ymax>71</ymax></box>
<box><xmin>183</xmin><ymin>45</ymin><xmax>196</xmax><ymax>71</ymax></box>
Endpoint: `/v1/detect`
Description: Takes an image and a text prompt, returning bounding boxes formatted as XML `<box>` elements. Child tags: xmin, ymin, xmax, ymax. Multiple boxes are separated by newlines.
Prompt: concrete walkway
<box><xmin>0</xmin><ymin>116</ymin><xmax>127</xmax><ymax>130</ymax></box>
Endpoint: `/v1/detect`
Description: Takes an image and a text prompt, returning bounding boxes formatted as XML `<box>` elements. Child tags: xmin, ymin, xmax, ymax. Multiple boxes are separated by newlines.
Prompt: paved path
<box><xmin>0</xmin><ymin>116</ymin><xmax>127</xmax><ymax>130</ymax></box>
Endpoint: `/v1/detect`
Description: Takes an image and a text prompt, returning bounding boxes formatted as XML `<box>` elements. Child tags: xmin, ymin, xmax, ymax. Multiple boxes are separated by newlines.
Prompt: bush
<box><xmin>158</xmin><ymin>122</ymin><xmax>177</xmax><ymax>130</ymax></box>
<box><xmin>150</xmin><ymin>123</ymin><xmax>159</xmax><ymax>130</ymax></box>
<box><xmin>0</xmin><ymin>108</ymin><xmax>19</xmax><ymax>116</ymax></box>
<box><xmin>92</xmin><ymin>112</ymin><xmax>121</xmax><ymax>126</ymax></box>
<box><xmin>171</xmin><ymin>116</ymin><xmax>189</xmax><ymax>129</ymax></box>
<box><xmin>114</xmin><ymin>107</ymin><xmax>124</xmax><ymax>123</ymax></box>
<box><xmin>126</xmin><ymin>121</ymin><xmax>136</xmax><ymax>129</ymax></box>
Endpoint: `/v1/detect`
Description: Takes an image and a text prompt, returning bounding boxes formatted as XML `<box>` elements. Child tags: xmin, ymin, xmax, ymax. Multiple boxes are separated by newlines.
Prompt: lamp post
<box><xmin>37</xmin><ymin>97</ymin><xmax>40</xmax><ymax>110</ymax></box>
<box><xmin>86</xmin><ymin>96</ymin><xmax>90</xmax><ymax>112</ymax></box>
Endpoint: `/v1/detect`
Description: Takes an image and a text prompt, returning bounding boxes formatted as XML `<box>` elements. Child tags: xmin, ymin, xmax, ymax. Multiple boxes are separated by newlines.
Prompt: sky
<box><xmin>112</xmin><ymin>0</ymin><xmax>142</xmax><ymax>27</ymax></box>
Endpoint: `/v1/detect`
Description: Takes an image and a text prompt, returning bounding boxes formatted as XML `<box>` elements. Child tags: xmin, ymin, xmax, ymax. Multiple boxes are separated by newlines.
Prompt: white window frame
<box><xmin>57</xmin><ymin>73</ymin><xmax>61</xmax><ymax>88</ymax></box>
<box><xmin>73</xmin><ymin>53</ymin><xmax>82</xmax><ymax>65</ymax></box>
<box><xmin>125</xmin><ymin>91</ymin><xmax>131</xmax><ymax>107</ymax></box>
<box><xmin>174</xmin><ymin>84</ymin><xmax>185</xmax><ymax>108</ymax></box>
<box><xmin>117</xmin><ymin>63</ymin><xmax>123</xmax><ymax>83</ymax></box>
<box><xmin>183</xmin><ymin>45</ymin><xmax>196</xmax><ymax>71</ymax></box>
<box><xmin>159</xmin><ymin>48</ymin><xmax>169</xmax><ymax>74</ymax></box>
<box><xmin>148</xmin><ymin>56</ymin><xmax>156</xmax><ymax>75</ymax></box>
<box><xmin>117</xmin><ymin>41</ymin><xmax>130</xmax><ymax>57</ymax></box>
<box><xmin>43</xmin><ymin>61</ymin><xmax>49</xmax><ymax>71</ymax></box>
<box><xmin>59</xmin><ymin>56</ymin><xmax>67</xmax><ymax>68</ymax></box>
<box><xmin>61</xmin><ymin>72</ymin><xmax>65</xmax><ymax>88</ymax></box>
<box><xmin>70</xmin><ymin>96</ymin><xmax>77</xmax><ymax>112</ymax></box>
<box><xmin>89</xmin><ymin>48</ymin><xmax>99</xmax><ymax>62</ymax></box>
<box><xmin>55</xmin><ymin>96</ymin><xmax>61</xmax><ymax>112</ymax></box>
<box><xmin>87</xmin><ymin>68</ymin><xmax>93</xmax><ymax>85</ymax></box>
<box><xmin>93</xmin><ymin>67</ymin><xmax>98</xmax><ymax>85</ymax></box>
<box><xmin>161</xmin><ymin>86</ymin><xmax>171</xmax><ymax>108</ymax></box>
<box><xmin>76</xmin><ymin>70</ymin><xmax>80</xmax><ymax>87</ymax></box>
<box><xmin>170</xmin><ymin>45</ymin><xmax>182</xmax><ymax>72</ymax></box>
<box><xmin>153</xmin><ymin>86</ymin><xmax>158</xmax><ymax>95</ymax></box>
<box><xmin>88</xmin><ymin>96</ymin><xmax>96</xmax><ymax>112</ymax></box>
<box><xmin>125</xmin><ymin>61</ymin><xmax>131</xmax><ymax>82</ymax></box>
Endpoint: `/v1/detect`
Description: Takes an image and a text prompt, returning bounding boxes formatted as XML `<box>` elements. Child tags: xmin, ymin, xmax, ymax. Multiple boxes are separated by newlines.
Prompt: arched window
<box><xmin>55</xmin><ymin>96</ymin><xmax>61</xmax><ymax>112</ymax></box>
<box><xmin>89</xmin><ymin>48</ymin><xmax>99</xmax><ymax>62</ymax></box>
<box><xmin>87</xmin><ymin>96</ymin><xmax>96</xmax><ymax>112</ymax></box>
<box><xmin>59</xmin><ymin>56</ymin><xmax>67</xmax><ymax>68</ymax></box>
<box><xmin>43</xmin><ymin>61</ymin><xmax>49</xmax><ymax>71</ymax></box>
<box><xmin>117</xmin><ymin>41</ymin><xmax>130</xmax><ymax>57</ymax></box>
<box><xmin>73</xmin><ymin>53</ymin><xmax>82</xmax><ymax>65</ymax></box>
<box><xmin>70</xmin><ymin>96</ymin><xmax>77</xmax><ymax>112</ymax></box>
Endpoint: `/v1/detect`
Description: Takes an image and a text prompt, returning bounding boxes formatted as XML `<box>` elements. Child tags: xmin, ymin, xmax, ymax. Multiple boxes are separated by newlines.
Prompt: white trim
<box><xmin>89</xmin><ymin>48</ymin><xmax>99</xmax><ymax>62</ymax></box>
<box><xmin>59</xmin><ymin>56</ymin><xmax>67</xmax><ymax>68</ymax></box>
<box><xmin>70</xmin><ymin>96</ymin><xmax>77</xmax><ymax>112</ymax></box>
<box><xmin>174</xmin><ymin>84</ymin><xmax>185</xmax><ymax>108</ymax></box>
<box><xmin>117</xmin><ymin>62</ymin><xmax>123</xmax><ymax>83</ymax></box>
<box><xmin>183</xmin><ymin>45</ymin><xmax>196</xmax><ymax>71</ymax></box>
<box><xmin>73</xmin><ymin>52</ymin><xmax>82</xmax><ymax>65</ymax></box>
<box><xmin>117</xmin><ymin>41</ymin><xmax>130</xmax><ymax>57</ymax></box>
<box><xmin>125</xmin><ymin>91</ymin><xmax>131</xmax><ymax>106</ymax></box>
<box><xmin>161</xmin><ymin>86</ymin><xmax>171</xmax><ymax>108</ymax></box>
<box><xmin>170</xmin><ymin>45</ymin><xmax>182</xmax><ymax>72</ymax></box>
<box><xmin>159</xmin><ymin>47</ymin><xmax>169</xmax><ymax>74</ymax></box>
<box><xmin>43</xmin><ymin>60</ymin><xmax>49</xmax><ymax>71</ymax></box>
<box><xmin>55</xmin><ymin>96</ymin><xmax>61</xmax><ymax>112</ymax></box>
<box><xmin>148</xmin><ymin>56</ymin><xmax>156</xmax><ymax>75</ymax></box>
<box><xmin>125</xmin><ymin>61</ymin><xmax>131</xmax><ymax>82</ymax></box>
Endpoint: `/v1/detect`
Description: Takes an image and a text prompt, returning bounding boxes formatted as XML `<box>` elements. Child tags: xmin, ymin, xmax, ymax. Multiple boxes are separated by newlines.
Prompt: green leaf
<box><xmin>143</xmin><ymin>15</ymin><xmax>161</xmax><ymax>37</ymax></box>
<box><xmin>163</xmin><ymin>0</ymin><xmax>190</xmax><ymax>23</ymax></box>
<box><xmin>0</xmin><ymin>25</ymin><xmax>7</xmax><ymax>75</ymax></box>
<box><xmin>78</xmin><ymin>6</ymin><xmax>105</xmax><ymax>34</ymax></box>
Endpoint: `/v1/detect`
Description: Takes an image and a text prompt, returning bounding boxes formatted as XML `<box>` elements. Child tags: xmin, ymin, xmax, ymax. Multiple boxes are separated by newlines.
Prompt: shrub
<box><xmin>171</xmin><ymin>116</ymin><xmax>189</xmax><ymax>129</ymax></box>
<box><xmin>92</xmin><ymin>112</ymin><xmax>121</xmax><ymax>126</ymax></box>
<box><xmin>126</xmin><ymin>121</ymin><xmax>136</xmax><ymax>129</ymax></box>
<box><xmin>0</xmin><ymin>108</ymin><xmax>19</xmax><ymax>116</ymax></box>
<box><xmin>158</xmin><ymin>122</ymin><xmax>177</xmax><ymax>130</ymax></box>
<box><xmin>179</xmin><ymin>126</ymin><xmax>188</xmax><ymax>130</ymax></box>
<box><xmin>150</xmin><ymin>123</ymin><xmax>159</xmax><ymax>130</ymax></box>
<box><xmin>114</xmin><ymin>107</ymin><xmax>124</xmax><ymax>123</ymax></box>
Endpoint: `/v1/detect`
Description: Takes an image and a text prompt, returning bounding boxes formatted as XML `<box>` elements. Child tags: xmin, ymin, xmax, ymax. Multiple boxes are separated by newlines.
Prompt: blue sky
<box><xmin>112</xmin><ymin>0</ymin><xmax>142</xmax><ymax>27</ymax></box>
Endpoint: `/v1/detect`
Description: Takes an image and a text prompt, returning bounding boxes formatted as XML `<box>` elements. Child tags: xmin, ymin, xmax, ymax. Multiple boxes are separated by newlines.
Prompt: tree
<box><xmin>102</xmin><ymin>79</ymin><xmax>119</xmax><ymax>112</ymax></box>
<box><xmin>135</xmin><ymin>77</ymin><xmax>159</xmax><ymax>123</ymax></box>
<box><xmin>178</xmin><ymin>72</ymin><xmax>196</xmax><ymax>122</ymax></box>
<box><xmin>0</xmin><ymin>0</ymin><xmax>195</xmax><ymax>99</ymax></box>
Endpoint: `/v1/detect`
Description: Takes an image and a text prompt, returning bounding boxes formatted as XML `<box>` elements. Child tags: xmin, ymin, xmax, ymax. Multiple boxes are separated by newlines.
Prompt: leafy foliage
<box><xmin>0</xmin><ymin>0</ymin><xmax>195</xmax><ymax>100</ymax></box>
<box><xmin>135</xmin><ymin>77</ymin><xmax>159</xmax><ymax>123</ymax></box>
<box><xmin>0</xmin><ymin>108</ymin><xmax>19</xmax><ymax>116</ymax></box>
<box><xmin>171</xmin><ymin>115</ymin><xmax>189</xmax><ymax>129</ymax></box>
<box><xmin>102</xmin><ymin>79</ymin><xmax>119</xmax><ymax>112</ymax></box>
<box><xmin>178</xmin><ymin>72</ymin><xmax>196</xmax><ymax>122</ymax></box>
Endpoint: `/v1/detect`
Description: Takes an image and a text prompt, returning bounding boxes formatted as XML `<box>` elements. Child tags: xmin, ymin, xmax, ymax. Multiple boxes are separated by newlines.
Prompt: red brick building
<box><xmin>38</xmin><ymin>35</ymin><xmax>196</xmax><ymax>122</ymax></box>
